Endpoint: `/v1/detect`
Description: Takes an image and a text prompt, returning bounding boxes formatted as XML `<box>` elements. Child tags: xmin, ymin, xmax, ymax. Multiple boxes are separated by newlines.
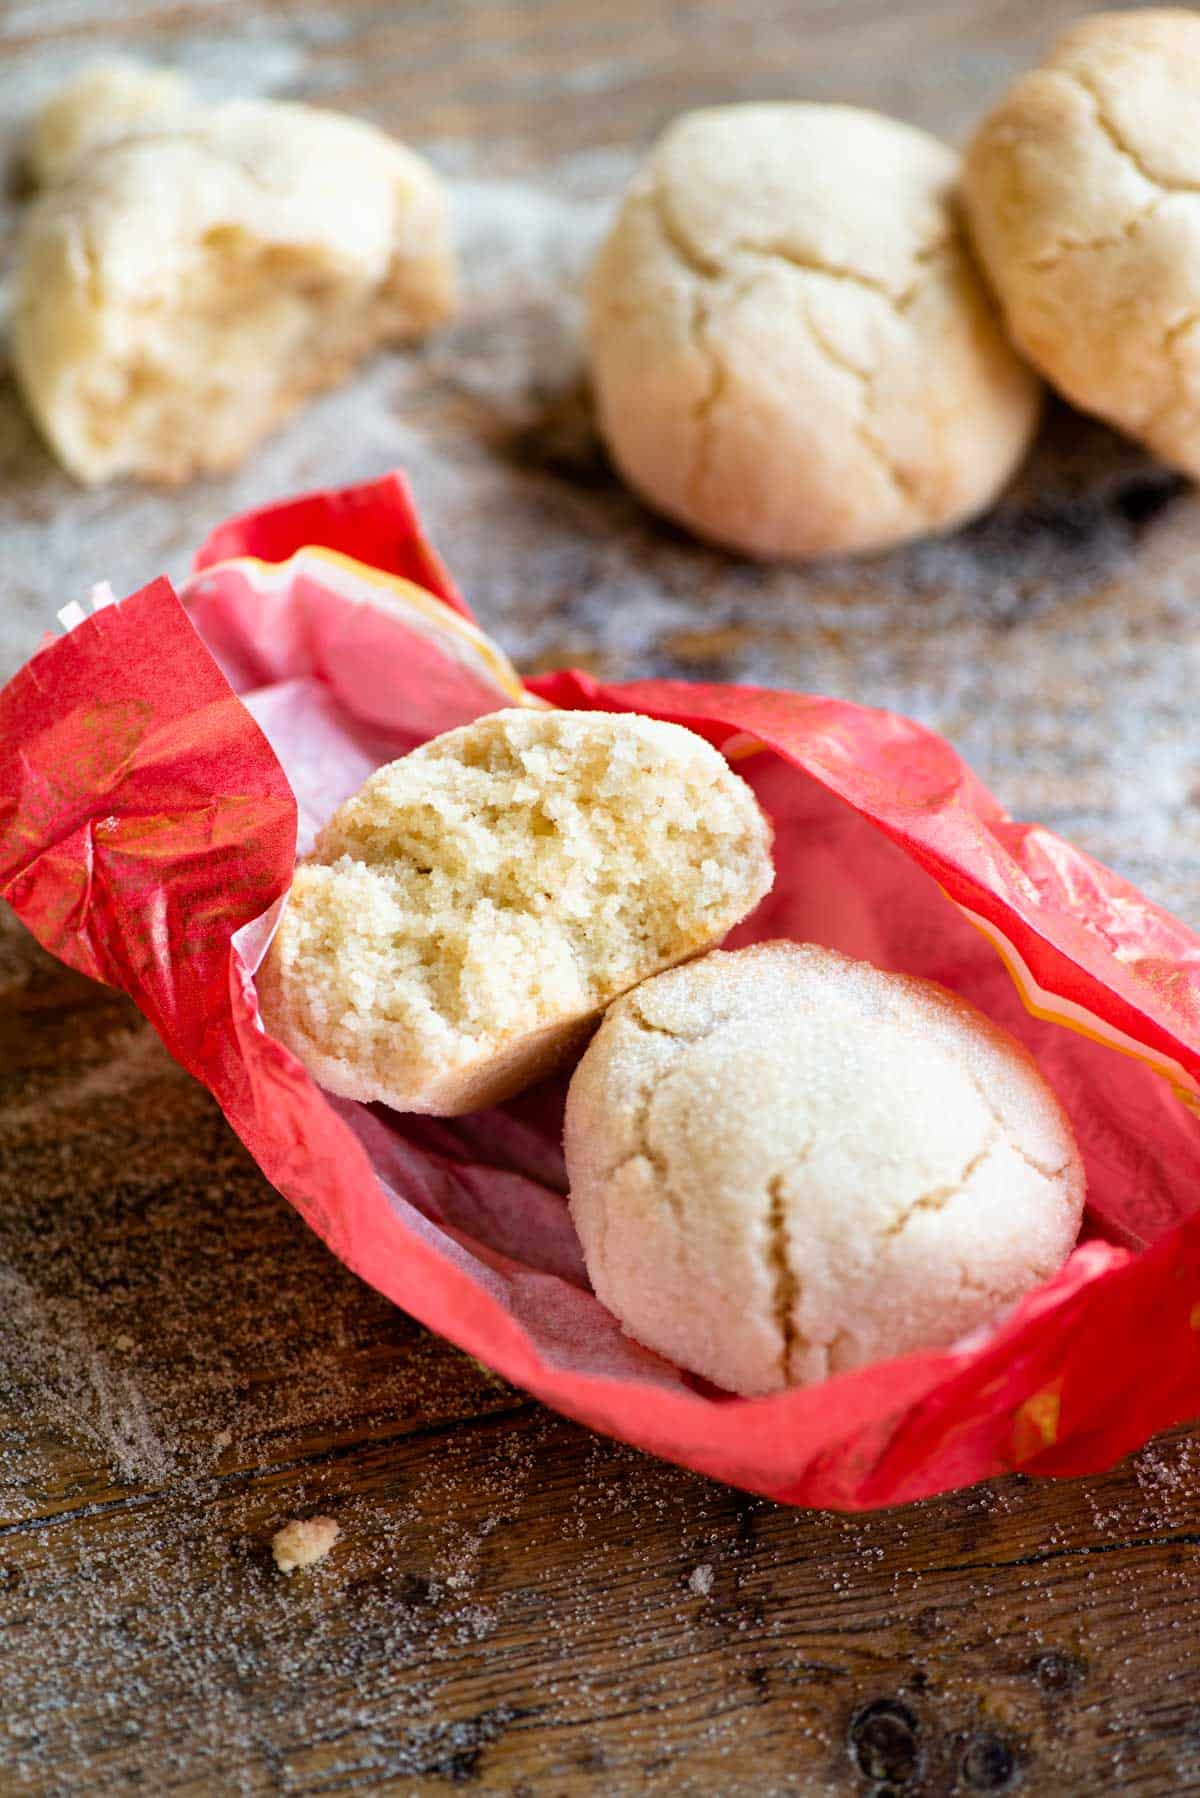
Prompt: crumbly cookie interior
<box><xmin>262</xmin><ymin>709</ymin><xmax>773</xmax><ymax>1108</ymax></box>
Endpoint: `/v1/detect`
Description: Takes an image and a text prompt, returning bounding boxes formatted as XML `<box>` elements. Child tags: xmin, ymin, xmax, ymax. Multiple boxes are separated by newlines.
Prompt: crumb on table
<box><xmin>271</xmin><ymin>1516</ymin><xmax>341</xmax><ymax>1574</ymax></box>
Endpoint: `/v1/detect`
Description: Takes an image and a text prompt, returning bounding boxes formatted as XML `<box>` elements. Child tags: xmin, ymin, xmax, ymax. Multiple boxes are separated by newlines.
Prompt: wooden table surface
<box><xmin>4</xmin><ymin>2</ymin><xmax>1200</xmax><ymax>1794</ymax></box>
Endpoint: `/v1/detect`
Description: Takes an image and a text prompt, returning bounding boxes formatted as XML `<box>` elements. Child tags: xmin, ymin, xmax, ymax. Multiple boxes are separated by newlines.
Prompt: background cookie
<box><xmin>13</xmin><ymin>64</ymin><xmax>456</xmax><ymax>485</ymax></box>
<box><xmin>258</xmin><ymin>708</ymin><xmax>774</xmax><ymax>1116</ymax></box>
<box><xmin>566</xmin><ymin>942</ymin><xmax>1085</xmax><ymax>1396</ymax></box>
<box><xmin>964</xmin><ymin>9</ymin><xmax>1200</xmax><ymax>478</ymax></box>
<box><xmin>586</xmin><ymin>103</ymin><xmax>1042</xmax><ymax>560</ymax></box>
<box><xmin>26</xmin><ymin>59</ymin><xmax>193</xmax><ymax>186</ymax></box>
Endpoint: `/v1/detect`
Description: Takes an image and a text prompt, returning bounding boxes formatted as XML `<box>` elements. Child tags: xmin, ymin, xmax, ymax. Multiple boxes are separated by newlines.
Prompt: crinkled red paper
<box><xmin>4</xmin><ymin>470</ymin><xmax>1200</xmax><ymax>1509</ymax></box>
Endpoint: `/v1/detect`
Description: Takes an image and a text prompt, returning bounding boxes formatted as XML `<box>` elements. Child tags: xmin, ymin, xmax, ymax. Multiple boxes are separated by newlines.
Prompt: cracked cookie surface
<box><xmin>964</xmin><ymin>10</ymin><xmax>1200</xmax><ymax>476</ymax></box>
<box><xmin>565</xmin><ymin>942</ymin><xmax>1084</xmax><ymax>1397</ymax></box>
<box><xmin>585</xmin><ymin>103</ymin><xmax>1041</xmax><ymax>560</ymax></box>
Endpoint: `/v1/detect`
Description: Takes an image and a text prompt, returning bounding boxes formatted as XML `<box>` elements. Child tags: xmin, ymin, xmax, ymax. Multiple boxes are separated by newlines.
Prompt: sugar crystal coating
<box><xmin>565</xmin><ymin>941</ymin><xmax>1085</xmax><ymax>1395</ymax></box>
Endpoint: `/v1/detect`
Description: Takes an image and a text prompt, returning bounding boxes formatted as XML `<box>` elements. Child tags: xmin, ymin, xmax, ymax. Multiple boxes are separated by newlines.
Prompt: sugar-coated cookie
<box><xmin>566</xmin><ymin>942</ymin><xmax>1084</xmax><ymax>1395</ymax></box>
<box><xmin>964</xmin><ymin>10</ymin><xmax>1200</xmax><ymax>476</ymax></box>
<box><xmin>13</xmin><ymin>63</ymin><xmax>455</xmax><ymax>484</ymax></box>
<box><xmin>586</xmin><ymin>104</ymin><xmax>1041</xmax><ymax>560</ymax></box>
<box><xmin>258</xmin><ymin>709</ymin><xmax>774</xmax><ymax>1116</ymax></box>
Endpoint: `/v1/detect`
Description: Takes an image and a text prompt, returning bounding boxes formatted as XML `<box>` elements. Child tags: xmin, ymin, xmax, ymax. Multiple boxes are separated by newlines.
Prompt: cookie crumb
<box><xmin>113</xmin><ymin>1333</ymin><xmax>135</xmax><ymax>1352</ymax></box>
<box><xmin>212</xmin><ymin>1428</ymin><xmax>232</xmax><ymax>1452</ymax></box>
<box><xmin>271</xmin><ymin>1516</ymin><xmax>340</xmax><ymax>1573</ymax></box>
<box><xmin>688</xmin><ymin>1563</ymin><xmax>714</xmax><ymax>1597</ymax></box>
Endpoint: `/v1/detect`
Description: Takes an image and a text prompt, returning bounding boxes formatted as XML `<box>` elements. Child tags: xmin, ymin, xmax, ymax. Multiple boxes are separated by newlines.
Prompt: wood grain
<box><xmin>3</xmin><ymin>2</ymin><xmax>1200</xmax><ymax>1793</ymax></box>
<box><xmin>5</xmin><ymin>914</ymin><xmax>1200</xmax><ymax>1797</ymax></box>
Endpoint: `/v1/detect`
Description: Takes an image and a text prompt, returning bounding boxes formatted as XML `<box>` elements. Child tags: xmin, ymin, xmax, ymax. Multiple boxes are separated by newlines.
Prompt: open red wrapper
<box><xmin>5</xmin><ymin>471</ymin><xmax>1200</xmax><ymax>1510</ymax></box>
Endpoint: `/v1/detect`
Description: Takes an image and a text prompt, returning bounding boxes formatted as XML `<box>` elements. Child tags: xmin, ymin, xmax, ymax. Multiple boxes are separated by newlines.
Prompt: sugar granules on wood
<box><xmin>272</xmin><ymin>1516</ymin><xmax>341</xmax><ymax>1574</ymax></box>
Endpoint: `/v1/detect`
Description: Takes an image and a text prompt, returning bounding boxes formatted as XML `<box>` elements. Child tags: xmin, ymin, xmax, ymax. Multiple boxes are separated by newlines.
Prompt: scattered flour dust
<box><xmin>0</xmin><ymin>1266</ymin><xmax>171</xmax><ymax>1488</ymax></box>
<box><xmin>0</xmin><ymin>94</ymin><xmax>1198</xmax><ymax>1793</ymax></box>
<box><xmin>435</xmin><ymin>1511</ymin><xmax>503</xmax><ymax>1593</ymax></box>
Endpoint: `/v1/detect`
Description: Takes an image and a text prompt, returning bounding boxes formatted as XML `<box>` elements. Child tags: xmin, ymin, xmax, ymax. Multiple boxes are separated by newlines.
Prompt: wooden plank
<box><xmin>3</xmin><ymin>2</ymin><xmax>1200</xmax><ymax>1792</ymax></box>
<box><xmin>2</xmin><ymin>3</ymin><xmax>1196</xmax><ymax>917</ymax></box>
<box><xmin>4</xmin><ymin>913</ymin><xmax>1200</xmax><ymax>1795</ymax></box>
<box><xmin>7</xmin><ymin>1347</ymin><xmax>1200</xmax><ymax>1791</ymax></box>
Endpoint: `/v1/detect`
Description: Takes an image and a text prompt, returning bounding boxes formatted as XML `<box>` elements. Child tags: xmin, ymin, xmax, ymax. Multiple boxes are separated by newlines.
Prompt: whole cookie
<box><xmin>585</xmin><ymin>104</ymin><xmax>1041</xmax><ymax>560</ymax></box>
<box><xmin>565</xmin><ymin>943</ymin><xmax>1084</xmax><ymax>1396</ymax></box>
<box><xmin>964</xmin><ymin>10</ymin><xmax>1200</xmax><ymax>476</ymax></box>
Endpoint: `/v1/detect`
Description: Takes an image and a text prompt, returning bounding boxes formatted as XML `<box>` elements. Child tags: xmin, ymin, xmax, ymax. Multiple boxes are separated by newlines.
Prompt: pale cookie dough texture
<box><xmin>13</xmin><ymin>61</ymin><xmax>456</xmax><ymax>484</ymax></box>
<box><xmin>964</xmin><ymin>11</ymin><xmax>1200</xmax><ymax>477</ymax></box>
<box><xmin>257</xmin><ymin>709</ymin><xmax>774</xmax><ymax>1117</ymax></box>
<box><xmin>565</xmin><ymin>943</ymin><xmax>1085</xmax><ymax>1396</ymax></box>
<box><xmin>585</xmin><ymin>104</ymin><xmax>1042</xmax><ymax>560</ymax></box>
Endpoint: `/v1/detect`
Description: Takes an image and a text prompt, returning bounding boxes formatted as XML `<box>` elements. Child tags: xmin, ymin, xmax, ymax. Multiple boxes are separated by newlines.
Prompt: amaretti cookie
<box><xmin>586</xmin><ymin>103</ymin><xmax>1041</xmax><ymax>560</ymax></box>
<box><xmin>565</xmin><ymin>942</ymin><xmax>1084</xmax><ymax>1396</ymax></box>
<box><xmin>26</xmin><ymin>59</ymin><xmax>193</xmax><ymax>187</ymax></box>
<box><xmin>257</xmin><ymin>709</ymin><xmax>774</xmax><ymax>1116</ymax></box>
<box><xmin>13</xmin><ymin>62</ymin><xmax>455</xmax><ymax>485</ymax></box>
<box><xmin>964</xmin><ymin>10</ymin><xmax>1200</xmax><ymax>477</ymax></box>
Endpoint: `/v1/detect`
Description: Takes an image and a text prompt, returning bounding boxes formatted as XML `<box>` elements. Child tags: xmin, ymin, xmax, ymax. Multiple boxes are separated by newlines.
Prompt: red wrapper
<box><xmin>5</xmin><ymin>469</ymin><xmax>1200</xmax><ymax>1510</ymax></box>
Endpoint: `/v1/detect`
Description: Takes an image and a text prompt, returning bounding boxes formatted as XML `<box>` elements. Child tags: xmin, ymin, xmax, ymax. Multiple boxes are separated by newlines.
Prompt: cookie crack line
<box><xmin>965</xmin><ymin>1069</ymin><xmax>1074</xmax><ymax>1182</ymax></box>
<box><xmin>594</xmin><ymin>998</ymin><xmax>717</xmax><ymax>1185</ymax></box>
<box><xmin>648</xmin><ymin>184</ymin><xmax>732</xmax><ymax>510</ymax></box>
<box><xmin>649</xmin><ymin>177</ymin><xmax>933</xmax><ymax>516</ymax></box>
<box><xmin>686</xmin><ymin>287</ymin><xmax>730</xmax><ymax>510</ymax></box>
<box><xmin>626</xmin><ymin>992</ymin><xmax>693</xmax><ymax>1041</ymax></box>
<box><xmin>601</xmin><ymin>1055</ymin><xmax>689</xmax><ymax>1225</ymax></box>
<box><xmin>738</xmin><ymin>233</ymin><xmax>954</xmax><ymax>313</ymax></box>
<box><xmin>650</xmin><ymin>171</ymin><xmax>947</xmax><ymax>305</ymax></box>
<box><xmin>766</xmin><ymin>1171</ymin><xmax>799</xmax><ymax>1381</ymax></box>
<box><xmin>1067</xmin><ymin>67</ymin><xmax>1200</xmax><ymax>200</ymax></box>
<box><xmin>1024</xmin><ymin>194</ymin><xmax>1163</xmax><ymax>272</ymax></box>
<box><xmin>881</xmin><ymin>1127</ymin><xmax>998</xmax><ymax>1240</ymax></box>
<box><xmin>765</xmin><ymin>1149</ymin><xmax>816</xmax><ymax>1383</ymax></box>
<box><xmin>1163</xmin><ymin>303</ymin><xmax>1200</xmax><ymax>356</ymax></box>
<box><xmin>800</xmin><ymin>296</ymin><xmax>923</xmax><ymax>513</ymax></box>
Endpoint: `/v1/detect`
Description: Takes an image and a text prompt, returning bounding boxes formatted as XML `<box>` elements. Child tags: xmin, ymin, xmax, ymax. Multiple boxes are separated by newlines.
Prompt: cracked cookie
<box><xmin>257</xmin><ymin>708</ymin><xmax>774</xmax><ymax>1117</ymax></box>
<box><xmin>12</xmin><ymin>61</ymin><xmax>455</xmax><ymax>485</ymax></box>
<box><xmin>585</xmin><ymin>103</ymin><xmax>1041</xmax><ymax>560</ymax></box>
<box><xmin>964</xmin><ymin>10</ymin><xmax>1200</xmax><ymax>477</ymax></box>
<box><xmin>565</xmin><ymin>942</ymin><xmax>1084</xmax><ymax>1396</ymax></box>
